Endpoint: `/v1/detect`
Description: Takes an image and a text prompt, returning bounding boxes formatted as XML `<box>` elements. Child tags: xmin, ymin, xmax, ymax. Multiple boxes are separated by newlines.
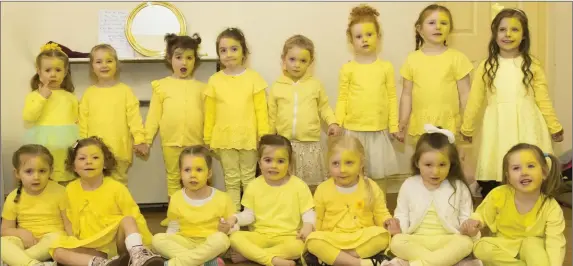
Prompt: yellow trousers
<box><xmin>306</xmin><ymin>234</ymin><xmax>389</xmax><ymax>265</ymax></box>
<box><xmin>216</xmin><ymin>149</ymin><xmax>258</xmax><ymax>211</ymax></box>
<box><xmin>390</xmin><ymin>233</ymin><xmax>473</xmax><ymax>266</ymax></box>
<box><xmin>152</xmin><ymin>232</ymin><xmax>230</xmax><ymax>266</ymax></box>
<box><xmin>1</xmin><ymin>232</ymin><xmax>61</xmax><ymax>265</ymax></box>
<box><xmin>51</xmin><ymin>148</ymin><xmax>75</xmax><ymax>183</ymax></box>
<box><xmin>162</xmin><ymin>146</ymin><xmax>184</xmax><ymax>196</ymax></box>
<box><xmin>473</xmin><ymin>236</ymin><xmax>549</xmax><ymax>266</ymax></box>
<box><xmin>230</xmin><ymin>231</ymin><xmax>303</xmax><ymax>266</ymax></box>
<box><xmin>110</xmin><ymin>160</ymin><xmax>131</xmax><ymax>186</ymax></box>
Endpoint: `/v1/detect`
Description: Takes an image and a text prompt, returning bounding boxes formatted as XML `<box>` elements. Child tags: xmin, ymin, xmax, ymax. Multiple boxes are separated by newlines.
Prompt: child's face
<box><xmin>14</xmin><ymin>154</ymin><xmax>51</xmax><ymax>195</ymax></box>
<box><xmin>350</xmin><ymin>22</ymin><xmax>379</xmax><ymax>55</ymax></box>
<box><xmin>218</xmin><ymin>37</ymin><xmax>244</xmax><ymax>68</ymax></box>
<box><xmin>91</xmin><ymin>49</ymin><xmax>117</xmax><ymax>81</ymax></box>
<box><xmin>171</xmin><ymin>48</ymin><xmax>195</xmax><ymax>78</ymax></box>
<box><xmin>37</xmin><ymin>57</ymin><xmax>66</xmax><ymax>89</ymax></box>
<box><xmin>418</xmin><ymin>11</ymin><xmax>451</xmax><ymax>46</ymax></box>
<box><xmin>259</xmin><ymin>146</ymin><xmax>290</xmax><ymax>181</ymax></box>
<box><xmin>329</xmin><ymin>150</ymin><xmax>362</xmax><ymax>187</ymax></box>
<box><xmin>496</xmin><ymin>17</ymin><xmax>523</xmax><ymax>55</ymax></box>
<box><xmin>418</xmin><ymin>149</ymin><xmax>451</xmax><ymax>189</ymax></box>
<box><xmin>180</xmin><ymin>155</ymin><xmax>211</xmax><ymax>191</ymax></box>
<box><xmin>74</xmin><ymin>145</ymin><xmax>105</xmax><ymax>179</ymax></box>
<box><xmin>507</xmin><ymin>150</ymin><xmax>544</xmax><ymax>193</ymax></box>
<box><xmin>282</xmin><ymin>46</ymin><xmax>311</xmax><ymax>80</ymax></box>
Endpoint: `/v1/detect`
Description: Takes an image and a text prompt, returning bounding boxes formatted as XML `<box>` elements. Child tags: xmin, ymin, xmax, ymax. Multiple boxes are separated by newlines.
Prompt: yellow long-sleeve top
<box><xmin>461</xmin><ymin>58</ymin><xmax>563</xmax><ymax>136</ymax></box>
<box><xmin>335</xmin><ymin>59</ymin><xmax>399</xmax><ymax>133</ymax></box>
<box><xmin>268</xmin><ymin>75</ymin><xmax>336</xmax><ymax>141</ymax></box>
<box><xmin>79</xmin><ymin>83</ymin><xmax>145</xmax><ymax>163</ymax></box>
<box><xmin>144</xmin><ymin>77</ymin><xmax>206</xmax><ymax>146</ymax></box>
<box><xmin>470</xmin><ymin>185</ymin><xmax>566</xmax><ymax>266</ymax></box>
<box><xmin>23</xmin><ymin>90</ymin><xmax>78</xmax><ymax>126</ymax></box>
<box><xmin>203</xmin><ymin>69</ymin><xmax>269</xmax><ymax>150</ymax></box>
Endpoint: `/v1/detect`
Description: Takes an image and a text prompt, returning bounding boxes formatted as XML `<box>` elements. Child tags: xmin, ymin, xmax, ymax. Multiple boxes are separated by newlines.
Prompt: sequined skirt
<box><xmin>291</xmin><ymin>141</ymin><xmax>327</xmax><ymax>186</ymax></box>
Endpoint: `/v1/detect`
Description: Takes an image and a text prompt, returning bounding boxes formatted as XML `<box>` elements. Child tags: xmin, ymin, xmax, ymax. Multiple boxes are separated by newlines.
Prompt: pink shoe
<box><xmin>204</xmin><ymin>257</ymin><xmax>225</xmax><ymax>266</ymax></box>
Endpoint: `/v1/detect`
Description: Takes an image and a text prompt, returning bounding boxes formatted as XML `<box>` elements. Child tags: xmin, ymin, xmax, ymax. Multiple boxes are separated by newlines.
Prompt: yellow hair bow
<box><xmin>40</xmin><ymin>43</ymin><xmax>63</xmax><ymax>53</ymax></box>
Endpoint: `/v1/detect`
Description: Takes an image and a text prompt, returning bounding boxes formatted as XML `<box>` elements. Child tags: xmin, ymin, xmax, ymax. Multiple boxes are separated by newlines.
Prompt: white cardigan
<box><xmin>394</xmin><ymin>175</ymin><xmax>478</xmax><ymax>239</ymax></box>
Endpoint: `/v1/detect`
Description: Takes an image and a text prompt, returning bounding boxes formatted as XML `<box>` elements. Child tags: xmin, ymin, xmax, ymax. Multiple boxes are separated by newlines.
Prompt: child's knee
<box><xmin>472</xmin><ymin>239</ymin><xmax>497</xmax><ymax>261</ymax></box>
<box><xmin>452</xmin><ymin>234</ymin><xmax>474</xmax><ymax>252</ymax></box>
<box><xmin>151</xmin><ymin>233</ymin><xmax>170</xmax><ymax>247</ymax></box>
<box><xmin>211</xmin><ymin>232</ymin><xmax>231</xmax><ymax>251</ymax></box>
<box><xmin>521</xmin><ymin>236</ymin><xmax>544</xmax><ymax>251</ymax></box>
<box><xmin>389</xmin><ymin>234</ymin><xmax>408</xmax><ymax>251</ymax></box>
<box><xmin>306</xmin><ymin>239</ymin><xmax>322</xmax><ymax>254</ymax></box>
<box><xmin>229</xmin><ymin>231</ymin><xmax>249</xmax><ymax>247</ymax></box>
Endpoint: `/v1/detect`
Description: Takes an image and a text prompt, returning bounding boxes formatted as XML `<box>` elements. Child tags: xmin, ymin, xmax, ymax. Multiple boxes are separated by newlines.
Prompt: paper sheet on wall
<box><xmin>98</xmin><ymin>10</ymin><xmax>136</xmax><ymax>58</ymax></box>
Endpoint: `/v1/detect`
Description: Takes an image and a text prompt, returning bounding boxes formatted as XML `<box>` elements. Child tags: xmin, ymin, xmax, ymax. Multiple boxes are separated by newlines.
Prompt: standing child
<box><xmin>50</xmin><ymin>137</ymin><xmax>162</xmax><ymax>265</ymax></box>
<box><xmin>304</xmin><ymin>135</ymin><xmax>393</xmax><ymax>266</ymax></box>
<box><xmin>226</xmin><ymin>134</ymin><xmax>315</xmax><ymax>266</ymax></box>
<box><xmin>1</xmin><ymin>144</ymin><xmax>66</xmax><ymax>266</ymax></box>
<box><xmin>335</xmin><ymin>4</ymin><xmax>400</xmax><ymax>181</ymax></box>
<box><xmin>461</xmin><ymin>8</ymin><xmax>564</xmax><ymax>197</ymax></box>
<box><xmin>397</xmin><ymin>4</ymin><xmax>472</xmax><ymax>143</ymax></box>
<box><xmin>204</xmin><ymin>27</ymin><xmax>269</xmax><ymax>211</ymax></box>
<box><xmin>388</xmin><ymin>124</ymin><xmax>479</xmax><ymax>266</ymax></box>
<box><xmin>268</xmin><ymin>34</ymin><xmax>341</xmax><ymax>186</ymax></box>
<box><xmin>461</xmin><ymin>143</ymin><xmax>566</xmax><ymax>266</ymax></box>
<box><xmin>23</xmin><ymin>43</ymin><xmax>79</xmax><ymax>185</ymax></box>
<box><xmin>145</xmin><ymin>33</ymin><xmax>206</xmax><ymax>226</ymax></box>
<box><xmin>79</xmin><ymin>44</ymin><xmax>147</xmax><ymax>186</ymax></box>
<box><xmin>152</xmin><ymin>145</ymin><xmax>234</xmax><ymax>266</ymax></box>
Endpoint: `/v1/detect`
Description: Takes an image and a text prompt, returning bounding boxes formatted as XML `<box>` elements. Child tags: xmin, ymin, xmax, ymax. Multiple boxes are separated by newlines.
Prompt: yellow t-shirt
<box><xmin>413</xmin><ymin>203</ymin><xmax>449</xmax><ymax>236</ymax></box>
<box><xmin>167</xmin><ymin>188</ymin><xmax>235</xmax><ymax>238</ymax></box>
<box><xmin>203</xmin><ymin>69</ymin><xmax>269</xmax><ymax>150</ymax></box>
<box><xmin>335</xmin><ymin>59</ymin><xmax>399</xmax><ymax>132</ymax></box>
<box><xmin>22</xmin><ymin>90</ymin><xmax>78</xmax><ymax>126</ymax></box>
<box><xmin>241</xmin><ymin>175</ymin><xmax>314</xmax><ymax>236</ymax></box>
<box><xmin>400</xmin><ymin>48</ymin><xmax>473</xmax><ymax>136</ymax></box>
<box><xmin>2</xmin><ymin>181</ymin><xmax>66</xmax><ymax>238</ymax></box>
<box><xmin>79</xmin><ymin>83</ymin><xmax>145</xmax><ymax>163</ymax></box>
<box><xmin>145</xmin><ymin>77</ymin><xmax>206</xmax><ymax>147</ymax></box>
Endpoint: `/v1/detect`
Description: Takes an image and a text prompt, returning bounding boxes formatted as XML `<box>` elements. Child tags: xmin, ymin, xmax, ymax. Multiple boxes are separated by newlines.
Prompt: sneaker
<box><xmin>33</xmin><ymin>262</ymin><xmax>57</xmax><ymax>266</ymax></box>
<box><xmin>128</xmin><ymin>246</ymin><xmax>165</xmax><ymax>266</ymax></box>
<box><xmin>90</xmin><ymin>256</ymin><xmax>126</xmax><ymax>266</ymax></box>
<box><xmin>302</xmin><ymin>252</ymin><xmax>328</xmax><ymax>266</ymax></box>
<box><xmin>204</xmin><ymin>257</ymin><xmax>225</xmax><ymax>266</ymax></box>
<box><xmin>368</xmin><ymin>253</ymin><xmax>393</xmax><ymax>266</ymax></box>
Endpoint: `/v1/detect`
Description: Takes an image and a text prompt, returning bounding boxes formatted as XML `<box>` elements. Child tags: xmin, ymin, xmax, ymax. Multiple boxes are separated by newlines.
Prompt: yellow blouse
<box><xmin>22</xmin><ymin>90</ymin><xmax>78</xmax><ymax>126</ymax></box>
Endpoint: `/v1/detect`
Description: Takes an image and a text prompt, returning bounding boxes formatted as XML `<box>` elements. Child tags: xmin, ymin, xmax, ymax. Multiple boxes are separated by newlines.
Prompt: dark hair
<box><xmin>178</xmin><ymin>145</ymin><xmax>215</xmax><ymax>170</ymax></box>
<box><xmin>414</xmin><ymin>4</ymin><xmax>454</xmax><ymax>50</ymax></box>
<box><xmin>30</xmin><ymin>45</ymin><xmax>75</xmax><ymax>92</ymax></box>
<box><xmin>164</xmin><ymin>33</ymin><xmax>202</xmax><ymax>73</ymax></box>
<box><xmin>346</xmin><ymin>4</ymin><xmax>381</xmax><ymax>42</ymax></box>
<box><xmin>483</xmin><ymin>8</ymin><xmax>533</xmax><ymax>91</ymax></box>
<box><xmin>257</xmin><ymin>134</ymin><xmax>293</xmax><ymax>163</ymax></box>
<box><xmin>215</xmin><ymin>27</ymin><xmax>250</xmax><ymax>67</ymax></box>
<box><xmin>65</xmin><ymin>136</ymin><xmax>117</xmax><ymax>177</ymax></box>
<box><xmin>12</xmin><ymin>144</ymin><xmax>54</xmax><ymax>203</ymax></box>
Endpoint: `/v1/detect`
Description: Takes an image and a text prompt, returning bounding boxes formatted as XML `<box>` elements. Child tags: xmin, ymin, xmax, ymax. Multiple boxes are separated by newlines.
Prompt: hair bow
<box><xmin>424</xmin><ymin>124</ymin><xmax>455</xmax><ymax>144</ymax></box>
<box><xmin>40</xmin><ymin>43</ymin><xmax>64</xmax><ymax>53</ymax></box>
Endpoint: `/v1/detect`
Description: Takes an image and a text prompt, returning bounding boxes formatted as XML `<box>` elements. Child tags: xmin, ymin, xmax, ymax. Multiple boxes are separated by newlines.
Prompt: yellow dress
<box><xmin>461</xmin><ymin>58</ymin><xmax>562</xmax><ymax>182</ymax></box>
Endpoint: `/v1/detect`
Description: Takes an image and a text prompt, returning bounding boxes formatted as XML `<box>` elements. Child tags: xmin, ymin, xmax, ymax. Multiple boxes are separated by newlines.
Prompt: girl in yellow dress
<box><xmin>226</xmin><ymin>134</ymin><xmax>315</xmax><ymax>266</ymax></box>
<box><xmin>22</xmin><ymin>43</ymin><xmax>79</xmax><ymax>186</ymax></box>
<box><xmin>1</xmin><ymin>144</ymin><xmax>66</xmax><ymax>266</ymax></box>
<box><xmin>335</xmin><ymin>4</ymin><xmax>399</xmax><ymax>180</ymax></box>
<box><xmin>397</xmin><ymin>4</ymin><xmax>472</xmax><ymax>143</ymax></box>
<box><xmin>152</xmin><ymin>145</ymin><xmax>234</xmax><ymax>266</ymax></box>
<box><xmin>461</xmin><ymin>9</ymin><xmax>564</xmax><ymax>198</ymax></box>
<box><xmin>461</xmin><ymin>143</ymin><xmax>566</xmax><ymax>266</ymax></box>
<box><xmin>204</xmin><ymin>27</ymin><xmax>269</xmax><ymax>211</ymax></box>
<box><xmin>144</xmin><ymin>33</ymin><xmax>206</xmax><ymax>226</ymax></box>
<box><xmin>50</xmin><ymin>137</ymin><xmax>162</xmax><ymax>266</ymax></box>
<box><xmin>304</xmin><ymin>135</ymin><xmax>394</xmax><ymax>266</ymax></box>
<box><xmin>388</xmin><ymin>124</ymin><xmax>479</xmax><ymax>266</ymax></box>
<box><xmin>79</xmin><ymin>44</ymin><xmax>147</xmax><ymax>186</ymax></box>
<box><xmin>268</xmin><ymin>34</ymin><xmax>341</xmax><ymax>186</ymax></box>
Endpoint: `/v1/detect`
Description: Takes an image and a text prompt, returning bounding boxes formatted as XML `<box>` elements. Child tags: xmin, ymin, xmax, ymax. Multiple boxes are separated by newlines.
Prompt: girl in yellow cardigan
<box><xmin>268</xmin><ymin>34</ymin><xmax>341</xmax><ymax>186</ymax></box>
<box><xmin>1</xmin><ymin>144</ymin><xmax>66</xmax><ymax>266</ymax></box>
<box><xmin>79</xmin><ymin>44</ymin><xmax>147</xmax><ymax>186</ymax></box>
<box><xmin>51</xmin><ymin>137</ymin><xmax>162</xmax><ymax>265</ymax></box>
<box><xmin>461</xmin><ymin>143</ymin><xmax>566</xmax><ymax>266</ymax></box>
<box><xmin>204</xmin><ymin>27</ymin><xmax>269</xmax><ymax>211</ymax></box>
<box><xmin>22</xmin><ymin>43</ymin><xmax>79</xmax><ymax>185</ymax></box>
<box><xmin>304</xmin><ymin>135</ymin><xmax>394</xmax><ymax>266</ymax></box>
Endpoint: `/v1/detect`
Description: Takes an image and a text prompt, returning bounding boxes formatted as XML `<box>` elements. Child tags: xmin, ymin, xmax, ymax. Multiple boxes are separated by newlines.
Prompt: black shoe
<box><xmin>369</xmin><ymin>252</ymin><xmax>392</xmax><ymax>266</ymax></box>
<box><xmin>303</xmin><ymin>252</ymin><xmax>325</xmax><ymax>266</ymax></box>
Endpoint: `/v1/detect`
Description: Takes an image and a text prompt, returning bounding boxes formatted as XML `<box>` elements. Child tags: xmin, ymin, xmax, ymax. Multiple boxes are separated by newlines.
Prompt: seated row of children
<box><xmin>1</xmin><ymin>124</ymin><xmax>566</xmax><ymax>266</ymax></box>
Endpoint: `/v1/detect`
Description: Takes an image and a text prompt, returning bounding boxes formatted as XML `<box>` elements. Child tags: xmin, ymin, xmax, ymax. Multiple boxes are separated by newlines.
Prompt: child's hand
<box><xmin>552</xmin><ymin>130</ymin><xmax>564</xmax><ymax>142</ymax></box>
<box><xmin>134</xmin><ymin>144</ymin><xmax>149</xmax><ymax>157</ymax></box>
<box><xmin>18</xmin><ymin>229</ymin><xmax>38</xmax><ymax>248</ymax></box>
<box><xmin>38</xmin><ymin>78</ymin><xmax>52</xmax><ymax>99</ymax></box>
<box><xmin>297</xmin><ymin>223</ymin><xmax>314</xmax><ymax>241</ymax></box>
<box><xmin>394</xmin><ymin>123</ymin><xmax>407</xmax><ymax>143</ymax></box>
<box><xmin>218</xmin><ymin>217</ymin><xmax>232</xmax><ymax>234</ymax></box>
<box><xmin>384</xmin><ymin>218</ymin><xmax>401</xmax><ymax>236</ymax></box>
<box><xmin>462</xmin><ymin>133</ymin><xmax>473</xmax><ymax>143</ymax></box>
<box><xmin>460</xmin><ymin>219</ymin><xmax>481</xmax><ymax>237</ymax></box>
<box><xmin>327</xmin><ymin>123</ymin><xmax>342</xmax><ymax>137</ymax></box>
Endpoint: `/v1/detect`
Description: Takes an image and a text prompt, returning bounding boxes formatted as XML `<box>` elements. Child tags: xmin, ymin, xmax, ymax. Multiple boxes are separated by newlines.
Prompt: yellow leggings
<box><xmin>152</xmin><ymin>232</ymin><xmax>230</xmax><ymax>266</ymax></box>
<box><xmin>110</xmin><ymin>160</ymin><xmax>131</xmax><ymax>186</ymax></box>
<box><xmin>217</xmin><ymin>149</ymin><xmax>258</xmax><ymax>211</ymax></box>
<box><xmin>230</xmin><ymin>231</ymin><xmax>303</xmax><ymax>266</ymax></box>
<box><xmin>306</xmin><ymin>234</ymin><xmax>389</xmax><ymax>265</ymax></box>
<box><xmin>1</xmin><ymin>232</ymin><xmax>61</xmax><ymax>265</ymax></box>
<box><xmin>161</xmin><ymin>146</ymin><xmax>184</xmax><ymax>196</ymax></box>
<box><xmin>473</xmin><ymin>236</ymin><xmax>550</xmax><ymax>266</ymax></box>
<box><xmin>390</xmin><ymin>234</ymin><xmax>474</xmax><ymax>266</ymax></box>
<box><xmin>50</xmin><ymin>148</ymin><xmax>75</xmax><ymax>183</ymax></box>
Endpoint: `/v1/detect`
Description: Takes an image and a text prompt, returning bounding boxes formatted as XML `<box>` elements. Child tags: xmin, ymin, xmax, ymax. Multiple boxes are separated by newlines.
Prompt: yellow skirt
<box><xmin>49</xmin><ymin>219</ymin><xmax>122</xmax><ymax>259</ymax></box>
<box><xmin>305</xmin><ymin>226</ymin><xmax>389</xmax><ymax>250</ymax></box>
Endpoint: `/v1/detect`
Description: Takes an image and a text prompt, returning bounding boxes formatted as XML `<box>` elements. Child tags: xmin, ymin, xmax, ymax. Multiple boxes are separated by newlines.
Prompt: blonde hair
<box><xmin>346</xmin><ymin>4</ymin><xmax>381</xmax><ymax>42</ymax></box>
<box><xmin>88</xmin><ymin>44</ymin><xmax>120</xmax><ymax>83</ymax></box>
<box><xmin>414</xmin><ymin>4</ymin><xmax>454</xmax><ymax>50</ymax></box>
<box><xmin>281</xmin><ymin>35</ymin><xmax>315</xmax><ymax>61</ymax></box>
<box><xmin>30</xmin><ymin>44</ymin><xmax>74</xmax><ymax>92</ymax></box>
<box><xmin>327</xmin><ymin>135</ymin><xmax>375</xmax><ymax>210</ymax></box>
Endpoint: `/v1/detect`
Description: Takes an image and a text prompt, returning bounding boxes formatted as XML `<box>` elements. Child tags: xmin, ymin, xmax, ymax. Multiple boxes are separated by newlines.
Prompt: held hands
<box><xmin>384</xmin><ymin>218</ymin><xmax>401</xmax><ymax>236</ymax></box>
<box><xmin>134</xmin><ymin>144</ymin><xmax>150</xmax><ymax>157</ymax></box>
<box><xmin>19</xmin><ymin>229</ymin><xmax>38</xmax><ymax>248</ymax></box>
<box><xmin>460</xmin><ymin>219</ymin><xmax>482</xmax><ymax>237</ymax></box>
<box><xmin>218</xmin><ymin>216</ymin><xmax>237</xmax><ymax>234</ymax></box>
<box><xmin>552</xmin><ymin>130</ymin><xmax>564</xmax><ymax>142</ymax></box>
<box><xmin>327</xmin><ymin>123</ymin><xmax>342</xmax><ymax>137</ymax></box>
<box><xmin>38</xmin><ymin>77</ymin><xmax>52</xmax><ymax>99</ymax></box>
<box><xmin>297</xmin><ymin>223</ymin><xmax>314</xmax><ymax>241</ymax></box>
<box><xmin>392</xmin><ymin>122</ymin><xmax>407</xmax><ymax>143</ymax></box>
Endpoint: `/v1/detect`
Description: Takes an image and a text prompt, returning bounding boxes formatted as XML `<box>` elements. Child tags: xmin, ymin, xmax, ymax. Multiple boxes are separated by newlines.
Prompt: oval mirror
<box><xmin>125</xmin><ymin>2</ymin><xmax>186</xmax><ymax>57</ymax></box>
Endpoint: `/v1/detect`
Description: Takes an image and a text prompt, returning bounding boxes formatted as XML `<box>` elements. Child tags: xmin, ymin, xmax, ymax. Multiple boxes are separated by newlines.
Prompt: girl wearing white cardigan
<box><xmin>387</xmin><ymin>125</ymin><xmax>480</xmax><ymax>266</ymax></box>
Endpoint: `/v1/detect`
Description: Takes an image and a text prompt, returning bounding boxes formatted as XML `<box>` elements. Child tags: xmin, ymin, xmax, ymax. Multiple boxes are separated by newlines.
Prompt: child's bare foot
<box><xmin>388</xmin><ymin>258</ymin><xmax>409</xmax><ymax>266</ymax></box>
<box><xmin>271</xmin><ymin>257</ymin><xmax>296</xmax><ymax>266</ymax></box>
<box><xmin>230</xmin><ymin>250</ymin><xmax>248</xmax><ymax>263</ymax></box>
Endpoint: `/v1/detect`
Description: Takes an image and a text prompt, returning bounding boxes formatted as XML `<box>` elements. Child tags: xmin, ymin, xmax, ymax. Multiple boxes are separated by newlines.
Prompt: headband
<box><xmin>40</xmin><ymin>43</ymin><xmax>64</xmax><ymax>54</ymax></box>
<box><xmin>424</xmin><ymin>124</ymin><xmax>455</xmax><ymax>144</ymax></box>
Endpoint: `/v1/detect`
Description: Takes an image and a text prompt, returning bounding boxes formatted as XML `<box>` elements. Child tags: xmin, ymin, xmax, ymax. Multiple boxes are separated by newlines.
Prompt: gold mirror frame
<box><xmin>125</xmin><ymin>2</ymin><xmax>187</xmax><ymax>57</ymax></box>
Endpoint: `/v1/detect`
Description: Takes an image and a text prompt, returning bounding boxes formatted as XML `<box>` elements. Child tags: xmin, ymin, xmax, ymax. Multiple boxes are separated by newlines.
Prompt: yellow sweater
<box><xmin>268</xmin><ymin>75</ymin><xmax>336</xmax><ymax>141</ymax></box>
<box><xmin>145</xmin><ymin>77</ymin><xmax>206</xmax><ymax>146</ymax></box>
<box><xmin>23</xmin><ymin>90</ymin><xmax>78</xmax><ymax>126</ymax></box>
<box><xmin>79</xmin><ymin>83</ymin><xmax>145</xmax><ymax>163</ymax></box>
